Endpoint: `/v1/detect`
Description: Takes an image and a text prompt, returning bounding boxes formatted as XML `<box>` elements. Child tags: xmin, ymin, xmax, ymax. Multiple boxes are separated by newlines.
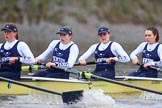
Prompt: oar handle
<box><xmin>137</xmin><ymin>62</ymin><xmax>162</xmax><ymax>72</ymax></box>
<box><xmin>21</xmin><ymin>65</ymin><xmax>46</xmax><ymax>72</ymax></box>
<box><xmin>74</xmin><ymin>60</ymin><xmax>107</xmax><ymax>66</ymax></box>
<box><xmin>74</xmin><ymin>61</ymin><xmax>97</xmax><ymax>66</ymax></box>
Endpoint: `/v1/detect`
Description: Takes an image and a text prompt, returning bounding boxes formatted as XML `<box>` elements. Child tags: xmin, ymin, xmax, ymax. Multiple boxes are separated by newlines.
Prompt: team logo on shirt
<box><xmin>54</xmin><ymin>48</ymin><xmax>58</xmax><ymax>52</ymax></box>
<box><xmin>52</xmin><ymin>56</ymin><xmax>65</xmax><ymax>63</ymax></box>
<box><xmin>144</xmin><ymin>53</ymin><xmax>151</xmax><ymax>58</ymax></box>
<box><xmin>0</xmin><ymin>49</ymin><xmax>4</xmax><ymax>54</ymax></box>
<box><xmin>56</xmin><ymin>52</ymin><xmax>63</xmax><ymax>57</ymax></box>
<box><xmin>96</xmin><ymin>58</ymin><xmax>106</xmax><ymax>63</ymax></box>
<box><xmin>97</xmin><ymin>53</ymin><xmax>105</xmax><ymax>57</ymax></box>
<box><xmin>1</xmin><ymin>57</ymin><xmax>10</xmax><ymax>62</ymax></box>
<box><xmin>4</xmin><ymin>52</ymin><xmax>11</xmax><ymax>57</ymax></box>
<box><xmin>142</xmin><ymin>50</ymin><xmax>146</xmax><ymax>53</ymax></box>
<box><xmin>142</xmin><ymin>58</ymin><xmax>153</xmax><ymax>63</ymax></box>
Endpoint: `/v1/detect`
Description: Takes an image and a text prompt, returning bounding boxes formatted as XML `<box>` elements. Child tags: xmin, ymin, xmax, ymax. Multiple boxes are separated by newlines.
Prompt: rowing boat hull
<box><xmin>0</xmin><ymin>80</ymin><xmax>89</xmax><ymax>95</ymax></box>
<box><xmin>0</xmin><ymin>76</ymin><xmax>162</xmax><ymax>97</ymax></box>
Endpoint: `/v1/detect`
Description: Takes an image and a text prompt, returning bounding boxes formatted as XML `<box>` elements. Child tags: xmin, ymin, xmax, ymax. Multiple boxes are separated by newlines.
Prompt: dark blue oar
<box><xmin>0</xmin><ymin>77</ymin><xmax>83</xmax><ymax>104</ymax></box>
<box><xmin>74</xmin><ymin>61</ymin><xmax>97</xmax><ymax>66</ymax></box>
<box><xmin>51</xmin><ymin>66</ymin><xmax>162</xmax><ymax>95</ymax></box>
<box><xmin>74</xmin><ymin>60</ymin><xmax>107</xmax><ymax>66</ymax></box>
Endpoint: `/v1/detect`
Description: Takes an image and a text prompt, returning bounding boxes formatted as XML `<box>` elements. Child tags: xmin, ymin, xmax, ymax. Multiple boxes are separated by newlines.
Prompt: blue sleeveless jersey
<box><xmin>33</xmin><ymin>41</ymin><xmax>74</xmax><ymax>79</ymax></box>
<box><xmin>128</xmin><ymin>43</ymin><xmax>160</xmax><ymax>78</ymax></box>
<box><xmin>0</xmin><ymin>41</ymin><xmax>22</xmax><ymax>72</ymax></box>
<box><xmin>142</xmin><ymin>44</ymin><xmax>160</xmax><ymax>64</ymax></box>
<box><xmin>94</xmin><ymin>42</ymin><xmax>116</xmax><ymax>71</ymax></box>
<box><xmin>52</xmin><ymin>41</ymin><xmax>74</xmax><ymax>66</ymax></box>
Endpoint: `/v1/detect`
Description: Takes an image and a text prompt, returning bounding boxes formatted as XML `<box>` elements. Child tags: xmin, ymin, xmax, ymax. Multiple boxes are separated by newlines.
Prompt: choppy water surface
<box><xmin>1</xmin><ymin>89</ymin><xmax>162</xmax><ymax>108</ymax></box>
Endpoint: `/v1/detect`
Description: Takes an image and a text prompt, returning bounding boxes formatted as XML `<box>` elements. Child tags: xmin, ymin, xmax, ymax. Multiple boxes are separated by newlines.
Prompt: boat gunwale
<box><xmin>20</xmin><ymin>76</ymin><xmax>162</xmax><ymax>84</ymax></box>
<box><xmin>115</xmin><ymin>76</ymin><xmax>162</xmax><ymax>81</ymax></box>
<box><xmin>21</xmin><ymin>76</ymin><xmax>91</xmax><ymax>84</ymax></box>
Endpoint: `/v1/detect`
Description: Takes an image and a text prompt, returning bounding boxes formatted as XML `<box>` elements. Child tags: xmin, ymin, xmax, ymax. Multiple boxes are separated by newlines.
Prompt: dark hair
<box><xmin>146</xmin><ymin>27</ymin><xmax>159</xmax><ymax>42</ymax></box>
<box><xmin>5</xmin><ymin>23</ymin><xmax>19</xmax><ymax>39</ymax></box>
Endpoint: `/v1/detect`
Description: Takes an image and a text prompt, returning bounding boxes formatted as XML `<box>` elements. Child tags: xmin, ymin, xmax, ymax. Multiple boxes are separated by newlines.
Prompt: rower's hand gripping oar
<box><xmin>137</xmin><ymin>62</ymin><xmax>162</xmax><ymax>72</ymax></box>
<box><xmin>0</xmin><ymin>60</ymin><xmax>46</xmax><ymax>75</ymax></box>
<box><xmin>21</xmin><ymin>60</ymin><xmax>104</xmax><ymax>72</ymax></box>
<box><xmin>74</xmin><ymin>56</ymin><xmax>129</xmax><ymax>66</ymax></box>
<box><xmin>74</xmin><ymin>59</ymin><xmax>107</xmax><ymax>66</ymax></box>
<box><xmin>21</xmin><ymin>61</ymin><xmax>97</xmax><ymax>73</ymax></box>
<box><xmin>0</xmin><ymin>77</ymin><xmax>83</xmax><ymax>104</ymax></box>
<box><xmin>51</xmin><ymin>66</ymin><xmax>162</xmax><ymax>95</ymax></box>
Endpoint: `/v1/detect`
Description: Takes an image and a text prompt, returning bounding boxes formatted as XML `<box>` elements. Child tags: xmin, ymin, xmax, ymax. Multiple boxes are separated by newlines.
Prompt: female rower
<box><xmin>0</xmin><ymin>23</ymin><xmax>35</xmax><ymax>80</ymax></box>
<box><xmin>78</xmin><ymin>26</ymin><xmax>130</xmax><ymax>79</ymax></box>
<box><xmin>33</xmin><ymin>26</ymin><xmax>79</xmax><ymax>79</ymax></box>
<box><xmin>128</xmin><ymin>27</ymin><xmax>162</xmax><ymax>78</ymax></box>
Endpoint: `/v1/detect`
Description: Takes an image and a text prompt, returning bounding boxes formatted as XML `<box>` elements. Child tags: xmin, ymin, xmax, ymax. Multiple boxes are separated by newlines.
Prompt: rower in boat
<box><xmin>33</xmin><ymin>26</ymin><xmax>79</xmax><ymax>79</ymax></box>
<box><xmin>0</xmin><ymin>23</ymin><xmax>35</xmax><ymax>80</ymax></box>
<box><xmin>78</xmin><ymin>26</ymin><xmax>130</xmax><ymax>79</ymax></box>
<box><xmin>128</xmin><ymin>27</ymin><xmax>162</xmax><ymax>78</ymax></box>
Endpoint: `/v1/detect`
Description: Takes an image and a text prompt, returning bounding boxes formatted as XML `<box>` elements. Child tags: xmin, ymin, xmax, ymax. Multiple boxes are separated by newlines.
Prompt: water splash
<box><xmin>72</xmin><ymin>89</ymin><xmax>116</xmax><ymax>108</ymax></box>
<box><xmin>27</xmin><ymin>89</ymin><xmax>116</xmax><ymax>108</ymax></box>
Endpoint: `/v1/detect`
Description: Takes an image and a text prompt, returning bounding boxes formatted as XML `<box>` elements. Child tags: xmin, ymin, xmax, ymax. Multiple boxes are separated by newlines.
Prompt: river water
<box><xmin>1</xmin><ymin>89</ymin><xmax>162</xmax><ymax>108</ymax></box>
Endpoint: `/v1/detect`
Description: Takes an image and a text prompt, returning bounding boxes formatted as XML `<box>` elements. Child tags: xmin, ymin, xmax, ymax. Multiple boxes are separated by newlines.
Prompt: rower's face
<box><xmin>144</xmin><ymin>30</ymin><xmax>156</xmax><ymax>44</ymax></box>
<box><xmin>59</xmin><ymin>34</ymin><xmax>71</xmax><ymax>44</ymax></box>
<box><xmin>99</xmin><ymin>32</ymin><xmax>111</xmax><ymax>44</ymax></box>
<box><xmin>3</xmin><ymin>30</ymin><xmax>16</xmax><ymax>42</ymax></box>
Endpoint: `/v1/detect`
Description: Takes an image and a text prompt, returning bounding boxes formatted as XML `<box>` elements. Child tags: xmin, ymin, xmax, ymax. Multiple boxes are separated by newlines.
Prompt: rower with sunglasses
<box><xmin>78</xmin><ymin>26</ymin><xmax>130</xmax><ymax>79</ymax></box>
<box><xmin>33</xmin><ymin>26</ymin><xmax>79</xmax><ymax>79</ymax></box>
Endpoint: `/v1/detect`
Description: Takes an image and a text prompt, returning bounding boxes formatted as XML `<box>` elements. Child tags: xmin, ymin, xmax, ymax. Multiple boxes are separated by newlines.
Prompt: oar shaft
<box><xmin>91</xmin><ymin>75</ymin><xmax>162</xmax><ymax>95</ymax></box>
<box><xmin>74</xmin><ymin>60</ymin><xmax>108</xmax><ymax>66</ymax></box>
<box><xmin>51</xmin><ymin>66</ymin><xmax>162</xmax><ymax>95</ymax></box>
<box><xmin>0</xmin><ymin>77</ymin><xmax>62</xmax><ymax>95</ymax></box>
<box><xmin>74</xmin><ymin>61</ymin><xmax>97</xmax><ymax>66</ymax></box>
